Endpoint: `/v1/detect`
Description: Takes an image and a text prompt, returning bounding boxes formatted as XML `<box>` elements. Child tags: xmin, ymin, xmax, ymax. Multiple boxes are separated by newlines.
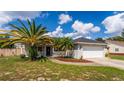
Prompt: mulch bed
<box><xmin>55</xmin><ymin>57</ymin><xmax>92</xmax><ymax>63</ymax></box>
<box><xmin>110</xmin><ymin>53</ymin><xmax>124</xmax><ymax>55</ymax></box>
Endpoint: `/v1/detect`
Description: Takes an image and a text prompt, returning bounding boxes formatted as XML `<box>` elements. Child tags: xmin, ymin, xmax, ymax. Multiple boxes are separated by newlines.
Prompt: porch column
<box><xmin>52</xmin><ymin>46</ymin><xmax>54</xmax><ymax>56</ymax></box>
<box><xmin>44</xmin><ymin>45</ymin><xmax>46</xmax><ymax>56</ymax></box>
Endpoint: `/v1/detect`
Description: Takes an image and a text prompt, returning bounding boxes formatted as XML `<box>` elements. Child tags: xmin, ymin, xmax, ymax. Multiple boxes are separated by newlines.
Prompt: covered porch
<box><xmin>37</xmin><ymin>45</ymin><xmax>54</xmax><ymax>57</ymax></box>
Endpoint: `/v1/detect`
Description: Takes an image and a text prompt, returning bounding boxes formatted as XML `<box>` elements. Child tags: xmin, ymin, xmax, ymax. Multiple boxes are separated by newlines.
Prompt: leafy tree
<box><xmin>106</xmin><ymin>30</ymin><xmax>124</xmax><ymax>41</ymax></box>
<box><xmin>0</xmin><ymin>36</ymin><xmax>14</xmax><ymax>48</ymax></box>
<box><xmin>107</xmin><ymin>36</ymin><xmax>124</xmax><ymax>41</ymax></box>
<box><xmin>96</xmin><ymin>38</ymin><xmax>104</xmax><ymax>42</ymax></box>
<box><xmin>0</xmin><ymin>19</ymin><xmax>52</xmax><ymax>61</ymax></box>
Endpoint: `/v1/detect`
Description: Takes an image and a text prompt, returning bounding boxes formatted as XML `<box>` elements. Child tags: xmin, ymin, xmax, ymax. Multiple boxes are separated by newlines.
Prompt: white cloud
<box><xmin>47</xmin><ymin>26</ymin><xmax>64</xmax><ymax>37</ymax></box>
<box><xmin>47</xmin><ymin>20</ymin><xmax>100</xmax><ymax>39</ymax></box>
<box><xmin>59</xmin><ymin>13</ymin><xmax>72</xmax><ymax>24</ymax></box>
<box><xmin>102</xmin><ymin>12</ymin><xmax>124</xmax><ymax>35</ymax></box>
<box><xmin>0</xmin><ymin>11</ymin><xmax>41</xmax><ymax>29</ymax></box>
<box><xmin>72</xmin><ymin>20</ymin><xmax>94</xmax><ymax>34</ymax></box>
<box><xmin>91</xmin><ymin>26</ymin><xmax>100</xmax><ymax>32</ymax></box>
<box><xmin>65</xmin><ymin>20</ymin><xmax>100</xmax><ymax>39</ymax></box>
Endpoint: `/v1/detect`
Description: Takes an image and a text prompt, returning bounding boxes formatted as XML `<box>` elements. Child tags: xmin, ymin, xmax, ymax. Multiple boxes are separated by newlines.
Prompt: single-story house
<box><xmin>15</xmin><ymin>37</ymin><xmax>107</xmax><ymax>59</ymax></box>
<box><xmin>15</xmin><ymin>37</ymin><xmax>108</xmax><ymax>59</ymax></box>
<box><xmin>73</xmin><ymin>37</ymin><xmax>107</xmax><ymax>59</ymax></box>
<box><xmin>14</xmin><ymin>38</ymin><xmax>124</xmax><ymax>59</ymax></box>
<box><xmin>105</xmin><ymin>40</ymin><xmax>124</xmax><ymax>55</ymax></box>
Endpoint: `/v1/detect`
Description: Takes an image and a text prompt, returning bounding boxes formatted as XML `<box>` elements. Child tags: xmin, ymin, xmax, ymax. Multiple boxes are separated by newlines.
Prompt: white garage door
<box><xmin>83</xmin><ymin>46</ymin><xmax>104</xmax><ymax>58</ymax></box>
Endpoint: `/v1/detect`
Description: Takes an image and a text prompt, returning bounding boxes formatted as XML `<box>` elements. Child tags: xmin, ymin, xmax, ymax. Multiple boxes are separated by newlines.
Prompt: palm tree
<box><xmin>0</xmin><ymin>19</ymin><xmax>52</xmax><ymax>60</ymax></box>
<box><xmin>53</xmin><ymin>37</ymin><xmax>62</xmax><ymax>51</ymax></box>
<box><xmin>59</xmin><ymin>37</ymin><xmax>73</xmax><ymax>57</ymax></box>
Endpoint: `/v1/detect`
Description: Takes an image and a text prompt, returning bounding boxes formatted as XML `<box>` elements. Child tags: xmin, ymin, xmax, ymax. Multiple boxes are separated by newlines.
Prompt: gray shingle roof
<box><xmin>74</xmin><ymin>37</ymin><xmax>106</xmax><ymax>44</ymax></box>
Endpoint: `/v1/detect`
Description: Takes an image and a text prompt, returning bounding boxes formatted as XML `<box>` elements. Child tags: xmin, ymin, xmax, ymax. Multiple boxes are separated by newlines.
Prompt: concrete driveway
<box><xmin>86</xmin><ymin>58</ymin><xmax>124</xmax><ymax>70</ymax></box>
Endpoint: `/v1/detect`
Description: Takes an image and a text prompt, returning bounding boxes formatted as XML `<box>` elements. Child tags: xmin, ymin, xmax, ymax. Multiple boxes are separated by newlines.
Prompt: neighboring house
<box><xmin>105</xmin><ymin>40</ymin><xmax>124</xmax><ymax>55</ymax></box>
<box><xmin>73</xmin><ymin>37</ymin><xmax>107</xmax><ymax>59</ymax></box>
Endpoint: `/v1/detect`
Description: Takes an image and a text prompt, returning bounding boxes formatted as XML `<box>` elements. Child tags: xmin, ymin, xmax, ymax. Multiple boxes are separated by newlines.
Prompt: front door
<box><xmin>46</xmin><ymin>46</ymin><xmax>51</xmax><ymax>56</ymax></box>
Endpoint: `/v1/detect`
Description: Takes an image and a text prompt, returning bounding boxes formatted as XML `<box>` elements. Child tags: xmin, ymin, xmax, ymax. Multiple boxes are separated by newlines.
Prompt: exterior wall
<box><xmin>73</xmin><ymin>44</ymin><xmax>106</xmax><ymax>59</ymax></box>
<box><xmin>73</xmin><ymin>44</ymin><xmax>83</xmax><ymax>59</ymax></box>
<box><xmin>0</xmin><ymin>48</ymin><xmax>25</xmax><ymax>57</ymax></box>
<box><xmin>107</xmin><ymin>43</ymin><xmax>124</xmax><ymax>54</ymax></box>
<box><xmin>52</xmin><ymin>51</ymin><xmax>65</xmax><ymax>57</ymax></box>
<box><xmin>52</xmin><ymin>50</ymin><xmax>73</xmax><ymax>57</ymax></box>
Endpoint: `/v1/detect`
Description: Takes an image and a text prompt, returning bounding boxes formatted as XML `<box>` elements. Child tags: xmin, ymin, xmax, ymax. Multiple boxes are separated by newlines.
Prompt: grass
<box><xmin>0</xmin><ymin>56</ymin><xmax>124</xmax><ymax>80</ymax></box>
<box><xmin>110</xmin><ymin>55</ymin><xmax>124</xmax><ymax>60</ymax></box>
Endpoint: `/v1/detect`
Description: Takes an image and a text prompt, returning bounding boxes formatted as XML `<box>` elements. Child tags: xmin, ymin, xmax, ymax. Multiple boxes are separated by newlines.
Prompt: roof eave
<box><xmin>74</xmin><ymin>42</ymin><xmax>107</xmax><ymax>46</ymax></box>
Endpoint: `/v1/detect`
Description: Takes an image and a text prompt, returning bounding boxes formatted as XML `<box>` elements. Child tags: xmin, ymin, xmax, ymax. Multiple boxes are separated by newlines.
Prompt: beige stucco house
<box><xmin>105</xmin><ymin>40</ymin><xmax>124</xmax><ymax>54</ymax></box>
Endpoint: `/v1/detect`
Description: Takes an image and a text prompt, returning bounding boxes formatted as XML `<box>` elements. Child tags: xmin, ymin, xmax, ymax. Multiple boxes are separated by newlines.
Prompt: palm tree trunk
<box><xmin>28</xmin><ymin>45</ymin><xmax>38</xmax><ymax>61</ymax></box>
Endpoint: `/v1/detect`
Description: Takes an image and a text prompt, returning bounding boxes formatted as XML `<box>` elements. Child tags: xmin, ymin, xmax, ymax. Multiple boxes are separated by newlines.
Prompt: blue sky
<box><xmin>0</xmin><ymin>11</ymin><xmax>124</xmax><ymax>39</ymax></box>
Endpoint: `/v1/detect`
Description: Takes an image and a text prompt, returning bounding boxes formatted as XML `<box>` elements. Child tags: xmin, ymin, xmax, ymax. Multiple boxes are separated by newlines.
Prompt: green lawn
<box><xmin>0</xmin><ymin>56</ymin><xmax>124</xmax><ymax>81</ymax></box>
<box><xmin>110</xmin><ymin>55</ymin><xmax>124</xmax><ymax>60</ymax></box>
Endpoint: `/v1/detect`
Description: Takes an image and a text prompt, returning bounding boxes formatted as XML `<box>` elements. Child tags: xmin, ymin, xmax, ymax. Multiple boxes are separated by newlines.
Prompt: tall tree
<box><xmin>107</xmin><ymin>36</ymin><xmax>124</xmax><ymax>41</ymax></box>
<box><xmin>0</xmin><ymin>19</ymin><xmax>52</xmax><ymax>60</ymax></box>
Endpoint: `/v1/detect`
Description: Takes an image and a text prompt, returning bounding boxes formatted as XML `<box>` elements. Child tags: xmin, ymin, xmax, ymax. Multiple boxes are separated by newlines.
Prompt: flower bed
<box><xmin>55</xmin><ymin>57</ymin><xmax>92</xmax><ymax>63</ymax></box>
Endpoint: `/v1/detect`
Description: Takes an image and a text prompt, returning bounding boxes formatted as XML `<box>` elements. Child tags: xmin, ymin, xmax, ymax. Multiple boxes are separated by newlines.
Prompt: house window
<box><xmin>115</xmin><ymin>48</ymin><xmax>119</xmax><ymax>52</ymax></box>
<box><xmin>74</xmin><ymin>45</ymin><xmax>82</xmax><ymax>50</ymax></box>
<box><xmin>38</xmin><ymin>47</ymin><xmax>43</xmax><ymax>51</ymax></box>
<box><xmin>74</xmin><ymin>45</ymin><xmax>78</xmax><ymax>50</ymax></box>
<box><xmin>79</xmin><ymin>45</ymin><xmax>82</xmax><ymax>49</ymax></box>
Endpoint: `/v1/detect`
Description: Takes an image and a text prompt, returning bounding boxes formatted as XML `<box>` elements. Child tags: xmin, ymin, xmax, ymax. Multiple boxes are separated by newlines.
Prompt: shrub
<box><xmin>105</xmin><ymin>53</ymin><xmax>109</xmax><ymax>57</ymax></box>
<box><xmin>64</xmin><ymin>56</ymin><xmax>72</xmax><ymax>58</ymax></box>
<box><xmin>40</xmin><ymin>56</ymin><xmax>49</xmax><ymax>62</ymax></box>
<box><xmin>0</xmin><ymin>54</ymin><xmax>4</xmax><ymax>57</ymax></box>
<box><xmin>20</xmin><ymin>54</ymin><xmax>26</xmax><ymax>59</ymax></box>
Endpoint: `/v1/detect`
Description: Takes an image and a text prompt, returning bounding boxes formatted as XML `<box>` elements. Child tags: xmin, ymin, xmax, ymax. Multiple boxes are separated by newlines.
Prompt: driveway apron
<box><xmin>86</xmin><ymin>58</ymin><xmax>124</xmax><ymax>70</ymax></box>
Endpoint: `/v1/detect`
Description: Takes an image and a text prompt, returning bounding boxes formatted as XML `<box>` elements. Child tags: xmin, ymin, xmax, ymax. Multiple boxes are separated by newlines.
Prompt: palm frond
<box><xmin>27</xmin><ymin>19</ymin><xmax>33</xmax><ymax>36</ymax></box>
<box><xmin>32</xmin><ymin>19</ymin><xmax>36</xmax><ymax>35</ymax></box>
<box><xmin>17</xmin><ymin>19</ymin><xmax>31</xmax><ymax>37</ymax></box>
<box><xmin>9</xmin><ymin>24</ymin><xmax>29</xmax><ymax>37</ymax></box>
